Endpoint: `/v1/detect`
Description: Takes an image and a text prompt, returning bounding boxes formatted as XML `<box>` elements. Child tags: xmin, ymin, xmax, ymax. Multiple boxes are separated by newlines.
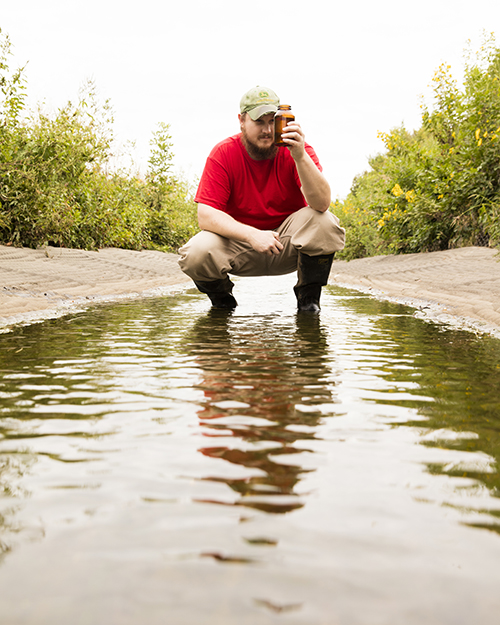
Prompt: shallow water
<box><xmin>1</xmin><ymin>275</ymin><xmax>500</xmax><ymax>624</ymax></box>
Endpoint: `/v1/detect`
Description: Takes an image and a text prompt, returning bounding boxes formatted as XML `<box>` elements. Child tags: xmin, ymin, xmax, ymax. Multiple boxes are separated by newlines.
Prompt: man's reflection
<box><xmin>183</xmin><ymin>309</ymin><xmax>338</xmax><ymax>514</ymax></box>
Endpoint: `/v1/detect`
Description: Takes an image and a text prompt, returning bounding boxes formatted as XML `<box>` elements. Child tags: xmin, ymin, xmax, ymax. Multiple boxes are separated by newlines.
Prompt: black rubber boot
<box><xmin>294</xmin><ymin>252</ymin><xmax>335</xmax><ymax>313</ymax></box>
<box><xmin>194</xmin><ymin>277</ymin><xmax>238</xmax><ymax>309</ymax></box>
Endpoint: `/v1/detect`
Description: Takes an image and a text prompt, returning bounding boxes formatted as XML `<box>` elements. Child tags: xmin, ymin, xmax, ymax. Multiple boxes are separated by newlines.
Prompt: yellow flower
<box><xmin>392</xmin><ymin>184</ymin><xmax>403</xmax><ymax>197</ymax></box>
<box><xmin>405</xmin><ymin>190</ymin><xmax>416</xmax><ymax>203</ymax></box>
<box><xmin>475</xmin><ymin>128</ymin><xmax>481</xmax><ymax>140</ymax></box>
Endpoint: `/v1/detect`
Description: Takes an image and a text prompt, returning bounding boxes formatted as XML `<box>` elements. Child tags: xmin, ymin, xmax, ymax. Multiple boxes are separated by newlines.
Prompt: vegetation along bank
<box><xmin>2</xmin><ymin>29</ymin><xmax>500</xmax><ymax>261</ymax></box>
<box><xmin>333</xmin><ymin>34</ymin><xmax>500</xmax><ymax>260</ymax></box>
<box><xmin>0</xmin><ymin>28</ymin><xmax>197</xmax><ymax>252</ymax></box>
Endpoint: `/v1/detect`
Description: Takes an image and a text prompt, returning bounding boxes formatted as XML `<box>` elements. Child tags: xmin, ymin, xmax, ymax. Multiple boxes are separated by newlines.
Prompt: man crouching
<box><xmin>178</xmin><ymin>86</ymin><xmax>345</xmax><ymax>312</ymax></box>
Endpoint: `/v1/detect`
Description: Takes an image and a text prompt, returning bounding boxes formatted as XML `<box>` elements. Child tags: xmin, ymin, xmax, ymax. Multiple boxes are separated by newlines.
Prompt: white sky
<box><xmin>2</xmin><ymin>0</ymin><xmax>500</xmax><ymax>198</ymax></box>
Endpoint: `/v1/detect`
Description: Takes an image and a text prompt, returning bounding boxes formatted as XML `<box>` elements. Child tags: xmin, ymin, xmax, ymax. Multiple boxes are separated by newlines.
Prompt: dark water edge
<box><xmin>1</xmin><ymin>275</ymin><xmax>500</xmax><ymax>624</ymax></box>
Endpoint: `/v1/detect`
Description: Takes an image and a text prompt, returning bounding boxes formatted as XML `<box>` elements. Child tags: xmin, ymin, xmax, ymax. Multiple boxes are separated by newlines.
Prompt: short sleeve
<box><xmin>194</xmin><ymin>152</ymin><xmax>232</xmax><ymax>210</ymax></box>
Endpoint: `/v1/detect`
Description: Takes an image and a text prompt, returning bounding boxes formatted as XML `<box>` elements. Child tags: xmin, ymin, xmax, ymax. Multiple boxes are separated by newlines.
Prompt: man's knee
<box><xmin>283</xmin><ymin>207</ymin><xmax>345</xmax><ymax>255</ymax></box>
<box><xmin>179</xmin><ymin>230</ymin><xmax>218</xmax><ymax>280</ymax></box>
<box><xmin>178</xmin><ymin>231</ymin><xmax>230</xmax><ymax>281</ymax></box>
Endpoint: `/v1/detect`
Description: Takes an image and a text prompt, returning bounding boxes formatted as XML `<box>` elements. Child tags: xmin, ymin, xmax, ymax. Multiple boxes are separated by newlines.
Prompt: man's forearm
<box><xmin>198</xmin><ymin>203</ymin><xmax>256</xmax><ymax>242</ymax></box>
<box><xmin>295</xmin><ymin>152</ymin><xmax>331</xmax><ymax>212</ymax></box>
<box><xmin>197</xmin><ymin>203</ymin><xmax>284</xmax><ymax>256</ymax></box>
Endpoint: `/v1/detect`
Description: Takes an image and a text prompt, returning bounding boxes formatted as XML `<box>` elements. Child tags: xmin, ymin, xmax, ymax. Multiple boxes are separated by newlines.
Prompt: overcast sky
<box><xmin>3</xmin><ymin>1</ymin><xmax>500</xmax><ymax>198</ymax></box>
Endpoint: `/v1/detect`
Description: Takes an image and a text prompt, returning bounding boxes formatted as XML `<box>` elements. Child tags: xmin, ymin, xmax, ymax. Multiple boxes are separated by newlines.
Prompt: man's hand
<box><xmin>248</xmin><ymin>230</ymin><xmax>283</xmax><ymax>255</ymax></box>
<box><xmin>281</xmin><ymin>121</ymin><xmax>306</xmax><ymax>162</ymax></box>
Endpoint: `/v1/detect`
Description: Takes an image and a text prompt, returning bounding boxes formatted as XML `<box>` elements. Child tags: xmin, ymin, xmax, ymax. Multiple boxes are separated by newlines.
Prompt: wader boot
<box><xmin>194</xmin><ymin>276</ymin><xmax>237</xmax><ymax>309</ymax></box>
<box><xmin>294</xmin><ymin>252</ymin><xmax>335</xmax><ymax>313</ymax></box>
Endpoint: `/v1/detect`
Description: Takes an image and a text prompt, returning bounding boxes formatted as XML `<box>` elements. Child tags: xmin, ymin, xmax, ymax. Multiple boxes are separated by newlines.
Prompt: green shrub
<box><xmin>0</xmin><ymin>28</ymin><xmax>199</xmax><ymax>252</ymax></box>
<box><xmin>336</xmin><ymin>34</ymin><xmax>500</xmax><ymax>259</ymax></box>
<box><xmin>330</xmin><ymin>191</ymin><xmax>384</xmax><ymax>261</ymax></box>
<box><xmin>144</xmin><ymin>122</ymin><xmax>199</xmax><ymax>251</ymax></box>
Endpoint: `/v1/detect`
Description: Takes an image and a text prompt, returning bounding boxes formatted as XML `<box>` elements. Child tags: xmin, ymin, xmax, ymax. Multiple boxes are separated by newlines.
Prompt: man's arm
<box><xmin>281</xmin><ymin>123</ymin><xmax>331</xmax><ymax>212</ymax></box>
<box><xmin>198</xmin><ymin>203</ymin><xmax>283</xmax><ymax>256</ymax></box>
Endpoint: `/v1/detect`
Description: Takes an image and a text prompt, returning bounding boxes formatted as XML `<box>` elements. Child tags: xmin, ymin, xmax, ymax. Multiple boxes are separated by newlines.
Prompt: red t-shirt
<box><xmin>195</xmin><ymin>134</ymin><xmax>323</xmax><ymax>230</ymax></box>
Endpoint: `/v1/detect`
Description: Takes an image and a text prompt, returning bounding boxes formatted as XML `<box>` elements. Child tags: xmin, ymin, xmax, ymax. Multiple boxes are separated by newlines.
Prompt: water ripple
<box><xmin>1</xmin><ymin>276</ymin><xmax>500</xmax><ymax>622</ymax></box>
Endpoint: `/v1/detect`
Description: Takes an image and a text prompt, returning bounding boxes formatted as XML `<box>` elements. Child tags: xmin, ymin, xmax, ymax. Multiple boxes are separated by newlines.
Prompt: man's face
<box><xmin>239</xmin><ymin>112</ymin><xmax>277</xmax><ymax>160</ymax></box>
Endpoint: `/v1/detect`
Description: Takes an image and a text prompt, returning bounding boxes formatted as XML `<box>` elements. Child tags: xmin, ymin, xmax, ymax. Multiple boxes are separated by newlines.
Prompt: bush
<box><xmin>0</xmin><ymin>28</ymin><xmax>198</xmax><ymax>252</ymax></box>
<box><xmin>335</xmin><ymin>34</ymin><xmax>500</xmax><ymax>259</ymax></box>
<box><xmin>330</xmin><ymin>191</ymin><xmax>383</xmax><ymax>261</ymax></box>
<box><xmin>145</xmin><ymin>122</ymin><xmax>199</xmax><ymax>251</ymax></box>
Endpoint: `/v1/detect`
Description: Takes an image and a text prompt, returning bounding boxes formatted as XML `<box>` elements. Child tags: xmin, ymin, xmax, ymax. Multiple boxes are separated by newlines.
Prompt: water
<box><xmin>1</xmin><ymin>275</ymin><xmax>500</xmax><ymax>624</ymax></box>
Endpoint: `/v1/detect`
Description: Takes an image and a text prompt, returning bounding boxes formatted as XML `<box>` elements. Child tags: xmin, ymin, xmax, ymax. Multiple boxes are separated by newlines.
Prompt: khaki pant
<box><xmin>178</xmin><ymin>207</ymin><xmax>345</xmax><ymax>282</ymax></box>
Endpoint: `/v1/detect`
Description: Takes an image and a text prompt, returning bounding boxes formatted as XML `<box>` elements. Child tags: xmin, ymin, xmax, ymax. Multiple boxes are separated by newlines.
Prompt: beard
<box><xmin>241</xmin><ymin>127</ymin><xmax>278</xmax><ymax>161</ymax></box>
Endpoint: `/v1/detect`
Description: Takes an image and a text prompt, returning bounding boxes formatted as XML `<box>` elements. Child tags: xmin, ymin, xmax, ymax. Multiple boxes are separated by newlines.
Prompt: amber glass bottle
<box><xmin>274</xmin><ymin>105</ymin><xmax>295</xmax><ymax>146</ymax></box>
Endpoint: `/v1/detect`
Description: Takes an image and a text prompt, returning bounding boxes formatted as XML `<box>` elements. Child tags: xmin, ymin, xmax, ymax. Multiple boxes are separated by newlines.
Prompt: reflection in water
<box><xmin>184</xmin><ymin>310</ymin><xmax>337</xmax><ymax>513</ymax></box>
<box><xmin>361</xmin><ymin>300</ymin><xmax>500</xmax><ymax>532</ymax></box>
<box><xmin>331</xmin><ymin>292</ymin><xmax>500</xmax><ymax>533</ymax></box>
<box><xmin>1</xmin><ymin>278</ymin><xmax>500</xmax><ymax>623</ymax></box>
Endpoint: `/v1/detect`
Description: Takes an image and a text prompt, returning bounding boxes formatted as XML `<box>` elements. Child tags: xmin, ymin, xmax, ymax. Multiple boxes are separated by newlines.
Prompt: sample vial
<box><xmin>274</xmin><ymin>105</ymin><xmax>295</xmax><ymax>146</ymax></box>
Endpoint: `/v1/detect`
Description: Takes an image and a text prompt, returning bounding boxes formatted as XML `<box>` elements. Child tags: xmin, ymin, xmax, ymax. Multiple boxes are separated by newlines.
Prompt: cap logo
<box><xmin>259</xmin><ymin>90</ymin><xmax>269</xmax><ymax>98</ymax></box>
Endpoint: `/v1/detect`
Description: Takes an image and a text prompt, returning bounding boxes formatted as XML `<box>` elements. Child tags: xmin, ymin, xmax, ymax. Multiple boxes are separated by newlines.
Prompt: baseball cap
<box><xmin>240</xmin><ymin>86</ymin><xmax>280</xmax><ymax>120</ymax></box>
